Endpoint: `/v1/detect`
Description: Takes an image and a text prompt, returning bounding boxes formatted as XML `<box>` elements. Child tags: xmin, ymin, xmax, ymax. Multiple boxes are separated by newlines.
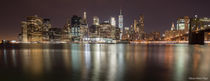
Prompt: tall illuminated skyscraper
<box><xmin>118</xmin><ymin>9</ymin><xmax>123</xmax><ymax>40</ymax></box>
<box><xmin>118</xmin><ymin>9</ymin><xmax>123</xmax><ymax>31</ymax></box>
<box><xmin>110</xmin><ymin>17</ymin><xmax>116</xmax><ymax>27</ymax></box>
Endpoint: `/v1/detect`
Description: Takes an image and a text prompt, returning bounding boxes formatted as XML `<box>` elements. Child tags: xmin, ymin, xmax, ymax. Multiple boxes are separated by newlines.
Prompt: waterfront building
<box><xmin>87</xmin><ymin>21</ymin><xmax>120</xmax><ymax>42</ymax></box>
<box><xmin>62</xmin><ymin>18</ymin><xmax>71</xmax><ymax>42</ymax></box>
<box><xmin>88</xmin><ymin>25</ymin><xmax>99</xmax><ymax>38</ymax></box>
<box><xmin>129</xmin><ymin>25</ymin><xmax>135</xmax><ymax>41</ymax></box>
<box><xmin>49</xmin><ymin>28</ymin><xmax>63</xmax><ymax>41</ymax></box>
<box><xmin>132</xmin><ymin>15</ymin><xmax>145</xmax><ymax>40</ymax></box>
<box><xmin>19</xmin><ymin>15</ymin><xmax>72</xmax><ymax>43</ymax></box>
<box><xmin>20</xmin><ymin>21</ymin><xmax>28</xmax><ymax>42</ymax></box>
<box><xmin>177</xmin><ymin>18</ymin><xmax>185</xmax><ymax>30</ymax></box>
<box><xmin>19</xmin><ymin>15</ymin><xmax>44</xmax><ymax>42</ymax></box>
<box><xmin>146</xmin><ymin>32</ymin><xmax>161</xmax><ymax>41</ymax></box>
<box><xmin>80</xmin><ymin>24</ymin><xmax>89</xmax><ymax>40</ymax></box>
<box><xmin>42</xmin><ymin>19</ymin><xmax>52</xmax><ymax>41</ymax></box>
<box><xmin>71</xmin><ymin>15</ymin><xmax>81</xmax><ymax>41</ymax></box>
<box><xmin>134</xmin><ymin>19</ymin><xmax>137</xmax><ymax>32</ymax></box>
<box><xmin>177</xmin><ymin>16</ymin><xmax>190</xmax><ymax>32</ymax></box>
<box><xmin>98</xmin><ymin>22</ymin><xmax>116</xmax><ymax>39</ymax></box>
<box><xmin>199</xmin><ymin>17</ymin><xmax>210</xmax><ymax>29</ymax></box>
<box><xmin>138</xmin><ymin>15</ymin><xmax>145</xmax><ymax>40</ymax></box>
<box><xmin>122</xmin><ymin>27</ymin><xmax>130</xmax><ymax>40</ymax></box>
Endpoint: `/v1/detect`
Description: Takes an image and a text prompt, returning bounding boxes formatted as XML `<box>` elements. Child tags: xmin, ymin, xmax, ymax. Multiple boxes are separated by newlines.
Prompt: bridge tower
<box><xmin>189</xmin><ymin>17</ymin><xmax>204</xmax><ymax>45</ymax></box>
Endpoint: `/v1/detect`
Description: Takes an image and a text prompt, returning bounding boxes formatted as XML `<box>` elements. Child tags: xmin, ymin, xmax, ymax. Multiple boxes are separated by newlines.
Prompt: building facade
<box><xmin>131</xmin><ymin>15</ymin><xmax>145</xmax><ymax>40</ymax></box>
<box><xmin>19</xmin><ymin>15</ymin><xmax>71</xmax><ymax>43</ymax></box>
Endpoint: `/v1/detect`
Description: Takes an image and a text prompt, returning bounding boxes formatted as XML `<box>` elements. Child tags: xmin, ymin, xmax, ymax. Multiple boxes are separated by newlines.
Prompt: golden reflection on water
<box><xmin>190</xmin><ymin>45</ymin><xmax>209</xmax><ymax>77</ymax></box>
<box><xmin>21</xmin><ymin>48</ymin><xmax>43</xmax><ymax>76</ymax></box>
<box><xmin>164</xmin><ymin>45</ymin><xmax>174</xmax><ymax>69</ymax></box>
<box><xmin>62</xmin><ymin>44</ymin><xmax>71</xmax><ymax>72</ymax></box>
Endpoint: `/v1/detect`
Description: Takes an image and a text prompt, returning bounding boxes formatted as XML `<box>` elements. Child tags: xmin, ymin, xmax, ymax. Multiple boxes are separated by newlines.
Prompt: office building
<box><xmin>110</xmin><ymin>17</ymin><xmax>116</xmax><ymax>27</ymax></box>
<box><xmin>177</xmin><ymin>16</ymin><xmax>190</xmax><ymax>31</ymax></box>
<box><xmin>93</xmin><ymin>16</ymin><xmax>99</xmax><ymax>25</ymax></box>
<box><xmin>118</xmin><ymin>10</ymin><xmax>123</xmax><ymax>40</ymax></box>
<box><xmin>19</xmin><ymin>15</ymin><xmax>44</xmax><ymax>42</ymax></box>
<box><xmin>71</xmin><ymin>15</ymin><xmax>81</xmax><ymax>40</ymax></box>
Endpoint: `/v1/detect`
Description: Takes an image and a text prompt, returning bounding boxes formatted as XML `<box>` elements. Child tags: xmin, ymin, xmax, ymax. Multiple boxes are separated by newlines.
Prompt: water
<box><xmin>0</xmin><ymin>44</ymin><xmax>209</xmax><ymax>81</ymax></box>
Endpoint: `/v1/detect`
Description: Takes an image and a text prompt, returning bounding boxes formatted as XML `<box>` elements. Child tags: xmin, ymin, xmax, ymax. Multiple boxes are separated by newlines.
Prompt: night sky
<box><xmin>0</xmin><ymin>0</ymin><xmax>210</xmax><ymax>40</ymax></box>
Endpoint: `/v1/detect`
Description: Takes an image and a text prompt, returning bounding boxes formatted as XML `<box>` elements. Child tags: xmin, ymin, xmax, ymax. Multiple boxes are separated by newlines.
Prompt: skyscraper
<box><xmin>139</xmin><ymin>15</ymin><xmax>144</xmax><ymax>33</ymax></box>
<box><xmin>42</xmin><ymin>19</ymin><xmax>52</xmax><ymax>41</ymax></box>
<box><xmin>83</xmin><ymin>12</ymin><xmax>87</xmax><ymax>25</ymax></box>
<box><xmin>93</xmin><ymin>16</ymin><xmax>99</xmax><ymax>25</ymax></box>
<box><xmin>71</xmin><ymin>15</ymin><xmax>81</xmax><ymax>37</ymax></box>
<box><xmin>139</xmin><ymin>15</ymin><xmax>145</xmax><ymax>40</ymax></box>
<box><xmin>134</xmin><ymin>19</ymin><xmax>137</xmax><ymax>32</ymax></box>
<box><xmin>110</xmin><ymin>17</ymin><xmax>116</xmax><ymax>27</ymax></box>
<box><xmin>184</xmin><ymin>16</ymin><xmax>190</xmax><ymax>33</ymax></box>
<box><xmin>118</xmin><ymin>9</ymin><xmax>123</xmax><ymax>31</ymax></box>
<box><xmin>63</xmin><ymin>18</ymin><xmax>71</xmax><ymax>41</ymax></box>
<box><xmin>21</xmin><ymin>21</ymin><xmax>28</xmax><ymax>42</ymax></box>
<box><xmin>176</xmin><ymin>16</ymin><xmax>190</xmax><ymax>31</ymax></box>
<box><xmin>118</xmin><ymin>9</ymin><xmax>123</xmax><ymax>40</ymax></box>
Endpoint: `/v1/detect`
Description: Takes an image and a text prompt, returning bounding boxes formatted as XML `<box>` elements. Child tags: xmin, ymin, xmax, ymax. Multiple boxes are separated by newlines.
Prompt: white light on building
<box><xmin>110</xmin><ymin>17</ymin><xmax>116</xmax><ymax>27</ymax></box>
<box><xmin>118</xmin><ymin>10</ymin><xmax>123</xmax><ymax>31</ymax></box>
<box><xmin>93</xmin><ymin>16</ymin><xmax>99</xmax><ymax>25</ymax></box>
<box><xmin>118</xmin><ymin>10</ymin><xmax>123</xmax><ymax>40</ymax></box>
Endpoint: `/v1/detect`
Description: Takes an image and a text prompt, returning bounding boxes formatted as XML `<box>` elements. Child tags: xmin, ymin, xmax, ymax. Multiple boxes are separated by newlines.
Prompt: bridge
<box><xmin>167</xmin><ymin>17</ymin><xmax>210</xmax><ymax>45</ymax></box>
<box><xmin>189</xmin><ymin>17</ymin><xmax>210</xmax><ymax>45</ymax></box>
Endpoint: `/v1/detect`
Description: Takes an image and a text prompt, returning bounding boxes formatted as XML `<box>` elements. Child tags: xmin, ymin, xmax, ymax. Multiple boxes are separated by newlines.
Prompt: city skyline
<box><xmin>1</xmin><ymin>0</ymin><xmax>210</xmax><ymax>40</ymax></box>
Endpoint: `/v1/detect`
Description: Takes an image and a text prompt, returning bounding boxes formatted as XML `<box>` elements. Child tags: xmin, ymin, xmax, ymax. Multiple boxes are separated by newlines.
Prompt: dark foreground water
<box><xmin>0</xmin><ymin>44</ymin><xmax>209</xmax><ymax>81</ymax></box>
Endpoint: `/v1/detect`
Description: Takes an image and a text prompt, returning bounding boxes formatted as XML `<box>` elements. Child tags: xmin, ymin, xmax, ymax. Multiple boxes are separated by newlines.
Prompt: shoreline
<box><xmin>2</xmin><ymin>41</ymin><xmax>210</xmax><ymax>44</ymax></box>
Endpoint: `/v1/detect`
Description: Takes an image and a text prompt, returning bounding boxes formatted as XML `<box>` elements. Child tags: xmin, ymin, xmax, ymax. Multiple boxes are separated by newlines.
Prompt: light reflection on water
<box><xmin>0</xmin><ymin>44</ymin><xmax>209</xmax><ymax>81</ymax></box>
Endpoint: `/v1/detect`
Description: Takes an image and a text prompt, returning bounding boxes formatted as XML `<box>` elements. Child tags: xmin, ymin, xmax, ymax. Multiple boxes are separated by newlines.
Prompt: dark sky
<box><xmin>0</xmin><ymin>0</ymin><xmax>210</xmax><ymax>40</ymax></box>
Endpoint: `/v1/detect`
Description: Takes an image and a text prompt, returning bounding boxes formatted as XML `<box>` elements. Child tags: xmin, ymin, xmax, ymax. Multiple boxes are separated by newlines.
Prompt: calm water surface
<box><xmin>0</xmin><ymin>44</ymin><xmax>209</xmax><ymax>81</ymax></box>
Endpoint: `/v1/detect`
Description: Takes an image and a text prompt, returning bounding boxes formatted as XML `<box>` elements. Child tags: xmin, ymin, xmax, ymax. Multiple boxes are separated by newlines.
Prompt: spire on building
<box><xmin>84</xmin><ymin>12</ymin><xmax>87</xmax><ymax>19</ymax></box>
<box><xmin>83</xmin><ymin>11</ymin><xmax>87</xmax><ymax>25</ymax></box>
<box><xmin>171</xmin><ymin>22</ymin><xmax>175</xmax><ymax>31</ymax></box>
<box><xmin>120</xmin><ymin>9</ymin><xmax>122</xmax><ymax>15</ymax></box>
